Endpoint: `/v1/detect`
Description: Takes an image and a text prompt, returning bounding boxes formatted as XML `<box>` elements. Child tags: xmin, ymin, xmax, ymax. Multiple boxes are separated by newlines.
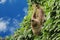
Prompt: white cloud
<box><xmin>0</xmin><ymin>0</ymin><xmax>6</xmax><ymax>4</ymax></box>
<box><xmin>14</xmin><ymin>14</ymin><xmax>21</xmax><ymax>19</ymax></box>
<box><xmin>10</xmin><ymin>27</ymin><xmax>15</xmax><ymax>34</ymax></box>
<box><xmin>9</xmin><ymin>0</ymin><xmax>16</xmax><ymax>3</ymax></box>
<box><xmin>0</xmin><ymin>17</ymin><xmax>3</xmax><ymax>20</ymax></box>
<box><xmin>9</xmin><ymin>0</ymin><xmax>13</xmax><ymax>3</ymax></box>
<box><xmin>23</xmin><ymin>7</ymin><xmax>28</xmax><ymax>14</ymax></box>
<box><xmin>0</xmin><ymin>21</ymin><xmax>7</xmax><ymax>32</ymax></box>
<box><xmin>9</xmin><ymin>18</ymin><xmax>20</xmax><ymax>34</ymax></box>
<box><xmin>0</xmin><ymin>17</ymin><xmax>20</xmax><ymax>34</ymax></box>
<box><xmin>13</xmin><ymin>18</ymin><xmax>20</xmax><ymax>27</ymax></box>
<box><xmin>17</xmin><ymin>14</ymin><xmax>20</xmax><ymax>17</ymax></box>
<box><xmin>0</xmin><ymin>18</ymin><xmax>9</xmax><ymax>32</ymax></box>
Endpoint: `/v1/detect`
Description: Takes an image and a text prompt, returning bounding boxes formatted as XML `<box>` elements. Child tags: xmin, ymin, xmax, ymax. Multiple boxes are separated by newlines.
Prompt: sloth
<box><xmin>31</xmin><ymin>4</ymin><xmax>45</xmax><ymax>35</ymax></box>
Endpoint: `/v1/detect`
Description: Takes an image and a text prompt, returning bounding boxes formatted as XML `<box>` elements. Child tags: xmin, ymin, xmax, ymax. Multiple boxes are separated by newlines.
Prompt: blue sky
<box><xmin>0</xmin><ymin>0</ymin><xmax>28</xmax><ymax>37</ymax></box>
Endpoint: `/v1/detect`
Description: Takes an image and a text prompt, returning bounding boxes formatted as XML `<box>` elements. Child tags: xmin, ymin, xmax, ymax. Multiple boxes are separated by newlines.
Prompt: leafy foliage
<box><xmin>3</xmin><ymin>0</ymin><xmax>60</xmax><ymax>40</ymax></box>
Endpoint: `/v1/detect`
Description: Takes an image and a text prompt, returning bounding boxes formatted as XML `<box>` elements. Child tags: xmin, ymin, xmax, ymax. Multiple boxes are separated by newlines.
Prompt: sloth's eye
<box><xmin>31</xmin><ymin>19</ymin><xmax>34</xmax><ymax>22</ymax></box>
